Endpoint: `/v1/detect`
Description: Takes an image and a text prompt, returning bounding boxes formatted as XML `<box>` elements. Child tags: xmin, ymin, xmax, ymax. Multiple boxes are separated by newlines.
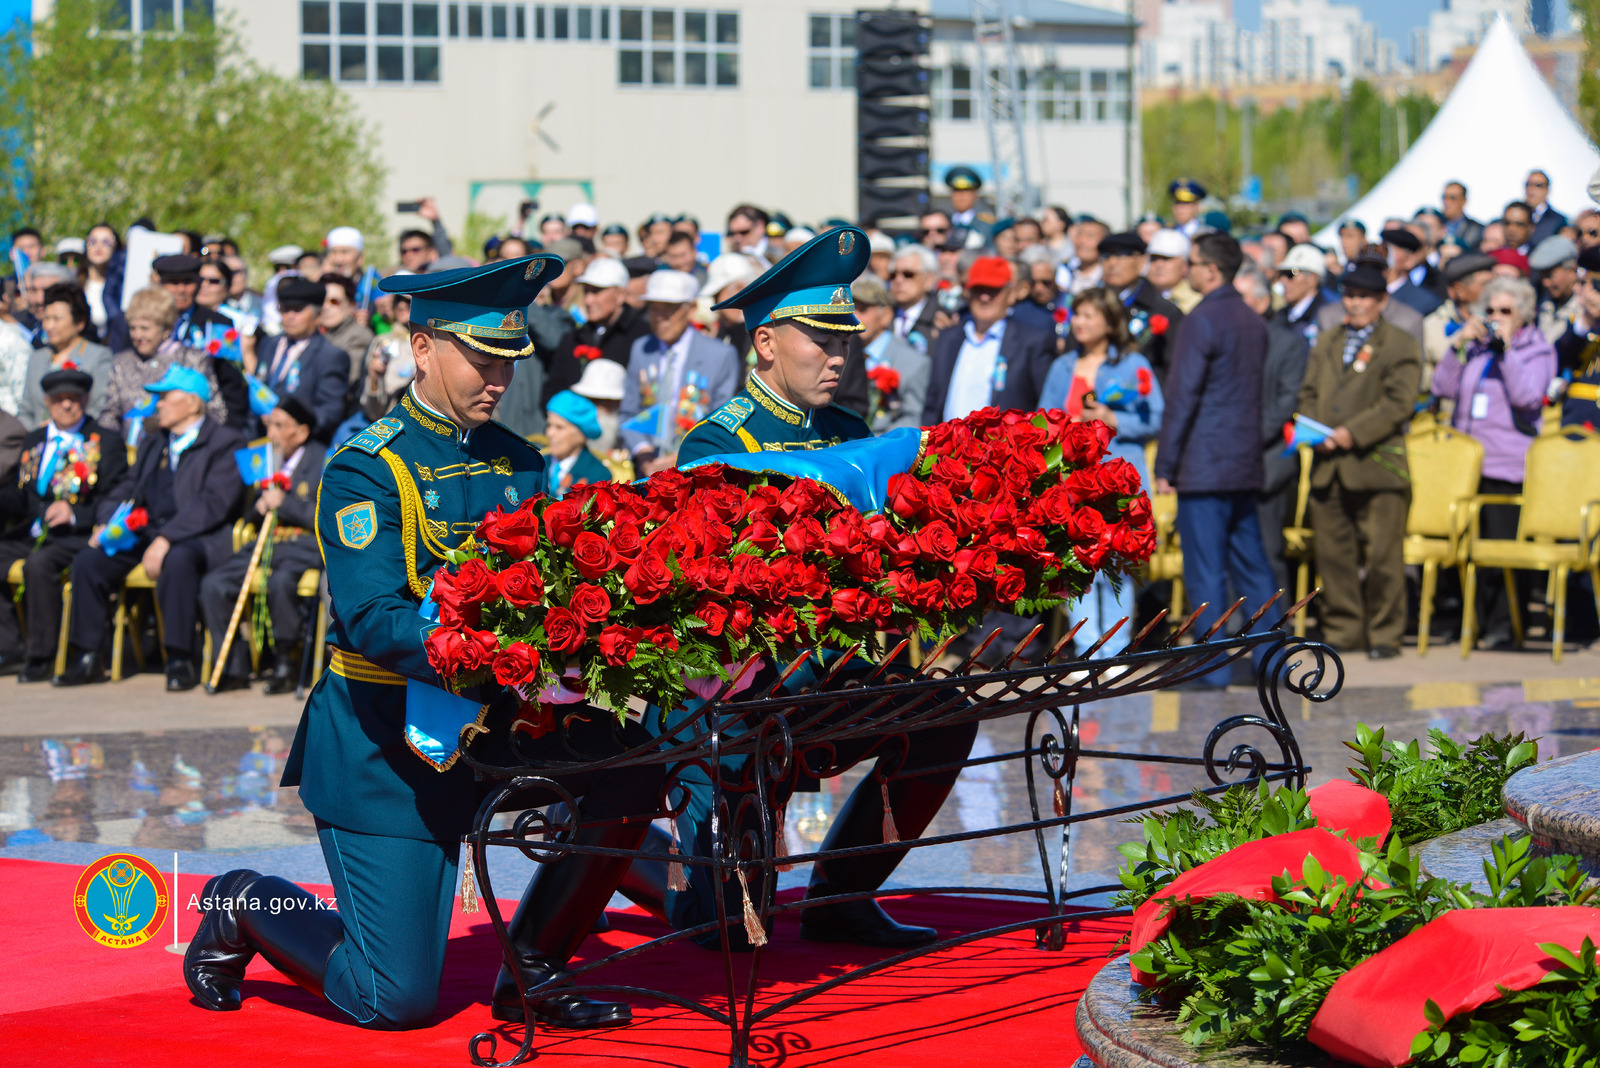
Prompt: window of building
<box><xmin>1087</xmin><ymin>68</ymin><xmax>1130</xmax><ymax>121</ymax></box>
<box><xmin>514</xmin><ymin>4</ymin><xmax>525</xmax><ymax>36</ymax></box>
<box><xmin>303</xmin><ymin>2</ymin><xmax>443</xmax><ymax>84</ymax></box>
<box><xmin>448</xmin><ymin>2</ymin><xmax>459</xmax><ymax>35</ymax></box>
<box><xmin>931</xmin><ymin>63</ymin><xmax>973</xmax><ymax>120</ymax></box>
<box><xmin>807</xmin><ymin>13</ymin><xmax>855</xmax><ymax>90</ymax></box>
<box><xmin>553</xmin><ymin>5</ymin><xmax>569</xmax><ymax>38</ymax></box>
<box><xmin>490</xmin><ymin>3</ymin><xmax>507</xmax><ymax>37</ymax></box>
<box><xmin>1033</xmin><ymin>67</ymin><xmax>1083</xmax><ymax>122</ymax></box>
<box><xmin>534</xmin><ymin>5</ymin><xmax>545</xmax><ymax>37</ymax></box>
<box><xmin>618</xmin><ymin>8</ymin><xmax>736</xmax><ymax>88</ymax></box>
<box><xmin>465</xmin><ymin>2</ymin><xmax>483</xmax><ymax>36</ymax></box>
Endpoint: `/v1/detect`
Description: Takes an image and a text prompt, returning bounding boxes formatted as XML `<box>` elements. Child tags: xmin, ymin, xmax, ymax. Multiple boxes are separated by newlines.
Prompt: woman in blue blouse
<box><xmin>1038</xmin><ymin>287</ymin><xmax>1165</xmax><ymax>657</ymax></box>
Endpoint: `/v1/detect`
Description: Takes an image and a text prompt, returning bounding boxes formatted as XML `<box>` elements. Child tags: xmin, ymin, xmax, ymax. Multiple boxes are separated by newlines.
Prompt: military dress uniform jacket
<box><xmin>1554</xmin><ymin>322</ymin><xmax>1600</xmax><ymax>428</ymax></box>
<box><xmin>676</xmin><ymin>371</ymin><xmax>871</xmax><ymax>465</ymax></box>
<box><xmin>0</xmin><ymin>423</ymin><xmax>129</xmax><ymax>541</ymax></box>
<box><xmin>1297</xmin><ymin>318</ymin><xmax>1421</xmax><ymax>493</ymax></box>
<box><xmin>280</xmin><ymin>389</ymin><xmax>547</xmax><ymax>843</ymax></box>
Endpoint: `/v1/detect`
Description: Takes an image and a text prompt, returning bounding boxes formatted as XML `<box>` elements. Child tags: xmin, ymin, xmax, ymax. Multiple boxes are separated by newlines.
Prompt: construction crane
<box><xmin>969</xmin><ymin>0</ymin><xmax>1038</xmax><ymax>218</ymax></box>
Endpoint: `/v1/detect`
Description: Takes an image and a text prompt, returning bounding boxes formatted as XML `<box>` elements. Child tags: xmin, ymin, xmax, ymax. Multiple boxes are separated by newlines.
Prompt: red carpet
<box><xmin>3</xmin><ymin>857</ymin><xmax>1125</xmax><ymax>1067</ymax></box>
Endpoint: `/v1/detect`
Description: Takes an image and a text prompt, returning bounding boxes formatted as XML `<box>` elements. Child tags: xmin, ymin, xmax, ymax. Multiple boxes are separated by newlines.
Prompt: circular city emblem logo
<box><xmin>73</xmin><ymin>853</ymin><xmax>169</xmax><ymax>948</ymax></box>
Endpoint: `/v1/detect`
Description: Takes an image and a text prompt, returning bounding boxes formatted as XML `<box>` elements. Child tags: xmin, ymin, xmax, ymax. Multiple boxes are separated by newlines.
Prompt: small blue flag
<box><xmin>247</xmin><ymin>376</ymin><xmax>279</xmax><ymax>417</ymax></box>
<box><xmin>234</xmin><ymin>442</ymin><xmax>273</xmax><ymax>486</ymax></box>
<box><xmin>357</xmin><ymin>265</ymin><xmax>381</xmax><ymax>309</ymax></box>
<box><xmin>101</xmin><ymin>500</ymin><xmax>142</xmax><ymax>555</ymax></box>
<box><xmin>1282</xmin><ymin>412</ymin><xmax>1337</xmax><ymax>455</ymax></box>
<box><xmin>203</xmin><ymin>321</ymin><xmax>242</xmax><ymax>363</ymax></box>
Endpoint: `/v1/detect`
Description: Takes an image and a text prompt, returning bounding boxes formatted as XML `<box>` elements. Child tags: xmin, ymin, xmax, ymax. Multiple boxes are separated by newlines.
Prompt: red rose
<box><xmin>945</xmin><ymin>573</ymin><xmax>978</xmax><ymax>608</ymax></box>
<box><xmin>887</xmin><ymin>474</ymin><xmax>929</xmax><ymax>522</ymax></box>
<box><xmin>72</xmin><ymin>461</ymin><xmax>88</xmax><ymax>480</ymax></box>
<box><xmin>623</xmin><ymin>552</ymin><xmax>675</xmax><ymax>604</ymax></box>
<box><xmin>1067</xmin><ymin>507</ymin><xmax>1108</xmax><ymax>542</ymax></box>
<box><xmin>1060</xmin><ymin>421</ymin><xmax>1113</xmax><ymax>467</ymax></box>
<box><xmin>1031</xmin><ymin>485</ymin><xmax>1076</xmax><ymax>526</ymax></box>
<box><xmin>782</xmin><ymin>517</ymin><xmax>826</xmax><ymax>557</ymax></box>
<box><xmin>597</xmin><ymin>624</ymin><xmax>640</xmax><ymax>665</ymax></box>
<box><xmin>1099</xmin><ymin>458</ymin><xmax>1144</xmax><ymax>497</ymax></box>
<box><xmin>867</xmin><ymin>366</ymin><xmax>900</xmax><ymax>393</ymax></box>
<box><xmin>1053</xmin><ymin>305</ymin><xmax>1069</xmax><ymax>325</ymax></box>
<box><xmin>571</xmin><ymin>531</ymin><xmax>619</xmax><ymax>579</ymax></box>
<box><xmin>912</xmin><ymin>520</ymin><xmax>958</xmax><ymax>562</ymax></box>
<box><xmin>830</xmin><ymin>588</ymin><xmax>872</xmax><ymax>623</ymax></box>
<box><xmin>126</xmin><ymin>507</ymin><xmax>148</xmax><ymax>530</ymax></box>
<box><xmin>424</xmin><ymin>627</ymin><xmax>467</xmax><ymax>676</ymax></box>
<box><xmin>741</xmin><ymin>519</ymin><xmax>781</xmax><ymax>552</ymax></box>
<box><xmin>574</xmin><ymin>344</ymin><xmax>603</xmax><ymax>361</ymax></box>
<box><xmin>565</xmin><ymin>481</ymin><xmax>621</xmax><ymax>521</ymax></box>
<box><xmin>969</xmin><ymin>465</ymin><xmax>1004</xmax><ymax>502</ymax></box>
<box><xmin>543</xmin><ymin>607</ymin><xmax>586</xmax><ymax>653</ymax></box>
<box><xmin>742</xmin><ymin>485</ymin><xmax>783</xmax><ymax>523</ymax></box>
<box><xmin>640</xmin><ymin>624</ymin><xmax>680</xmax><ymax>651</ymax></box>
<box><xmin>492</xmin><ymin>642</ymin><xmax>541</xmax><ymax>687</ymax></box>
<box><xmin>609</xmin><ymin>521</ymin><xmax>643</xmax><ymax>563</ymax></box>
<box><xmin>543</xmin><ymin>499</ymin><xmax>586</xmax><ymax>548</ymax></box>
<box><xmin>1125</xmin><ymin>495</ymin><xmax>1153</xmax><ymax>525</ymax></box>
<box><xmin>777</xmin><ymin>479</ymin><xmax>835</xmax><ymax>523</ymax></box>
<box><xmin>496</xmin><ymin>560</ymin><xmax>544</xmax><ymax>607</ymax></box>
<box><xmin>453</xmin><ymin>558</ymin><xmax>499</xmax><ymax>604</ymax></box>
<box><xmin>1136</xmin><ymin>367</ymin><xmax>1153</xmax><ymax>396</ymax></box>
<box><xmin>1149</xmin><ymin>314</ymin><xmax>1169</xmax><ymax>336</ymax></box>
<box><xmin>823</xmin><ymin>513</ymin><xmax>867</xmax><ymax>557</ymax></box>
<box><xmin>953</xmin><ymin>546</ymin><xmax>998</xmax><ymax>576</ymax></box>
<box><xmin>763</xmin><ymin>605</ymin><xmax>798</xmax><ymax>642</ymax></box>
<box><xmin>482</xmin><ymin>503</ymin><xmax>542</xmax><ymax>557</ymax></box>
<box><xmin>732</xmin><ymin>554</ymin><xmax>777</xmax><ymax>600</ymax></box>
<box><xmin>885</xmin><ymin>569</ymin><xmax>920</xmax><ymax>604</ymax></box>
<box><xmin>929</xmin><ymin>456</ymin><xmax>973</xmax><ymax>492</ymax></box>
<box><xmin>993</xmin><ymin>565</ymin><xmax>1027</xmax><ymax>605</ymax></box>
<box><xmin>457</xmin><ymin>628</ymin><xmax>502</xmax><ymax>672</ymax></box>
<box><xmin>867</xmin><ymin>596</ymin><xmax>895</xmax><ymax>628</ymax></box>
<box><xmin>206</xmin><ymin>340</ymin><xmax>221</xmax><ymax>355</ymax></box>
<box><xmin>569</xmin><ymin>582</ymin><xmax>612</xmax><ymax>627</ymax></box>
<box><xmin>728</xmin><ymin>601</ymin><xmax>755</xmax><ymax>640</ymax></box>
<box><xmin>695</xmin><ymin>597</ymin><xmax>730</xmax><ymax>637</ymax></box>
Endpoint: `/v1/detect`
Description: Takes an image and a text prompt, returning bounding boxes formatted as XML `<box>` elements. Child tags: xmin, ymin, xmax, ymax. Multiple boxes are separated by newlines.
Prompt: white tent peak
<box><xmin>1313</xmin><ymin>15</ymin><xmax>1599</xmax><ymax>246</ymax></box>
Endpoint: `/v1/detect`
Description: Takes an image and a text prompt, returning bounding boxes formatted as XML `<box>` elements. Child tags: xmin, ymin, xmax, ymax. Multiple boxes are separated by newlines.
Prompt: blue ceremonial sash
<box><xmin>679</xmin><ymin>425</ymin><xmax>925</xmax><ymax>514</ymax></box>
<box><xmin>405</xmin><ymin>578</ymin><xmax>489</xmax><ymax>772</ymax></box>
<box><xmin>35</xmin><ymin>430</ymin><xmax>84</xmax><ymax>496</ymax></box>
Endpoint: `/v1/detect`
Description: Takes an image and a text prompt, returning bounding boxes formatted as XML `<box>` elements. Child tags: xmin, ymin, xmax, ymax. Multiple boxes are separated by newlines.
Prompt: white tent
<box><xmin>1313</xmin><ymin>15</ymin><xmax>1600</xmax><ymax>246</ymax></box>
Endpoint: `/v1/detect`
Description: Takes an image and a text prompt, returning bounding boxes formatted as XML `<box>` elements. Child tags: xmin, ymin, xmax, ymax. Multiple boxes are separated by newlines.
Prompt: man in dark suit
<box><xmin>1441</xmin><ymin>181</ymin><xmax>1484</xmax><ymax>251</ymax></box>
<box><xmin>1097</xmin><ymin>231</ymin><xmax>1184</xmax><ymax>378</ymax></box>
<box><xmin>0</xmin><ymin>407</ymin><xmax>22</xmax><ymax>486</ymax></box>
<box><xmin>888</xmin><ymin>244</ymin><xmax>945</xmax><ymax>354</ymax></box>
<box><xmin>1381</xmin><ymin>228</ymin><xmax>1445</xmax><ymax>316</ymax></box>
<box><xmin>1525</xmin><ymin>170</ymin><xmax>1570</xmax><ymax>248</ymax></box>
<box><xmin>157</xmin><ymin>253</ymin><xmax>251</xmax><ymax>430</ymax></box>
<box><xmin>199</xmin><ymin>397</ymin><xmax>327</xmax><ymax>694</ymax></box>
<box><xmin>922</xmin><ymin>256</ymin><xmax>1056</xmax><ymax>425</ymax></box>
<box><xmin>0</xmin><ymin>368</ymin><xmax>128</xmax><ymax>680</ymax></box>
<box><xmin>1235</xmin><ymin>269</ymin><xmax>1310</xmax><ymax>591</ymax></box>
<box><xmin>1154</xmin><ymin>233</ymin><xmax>1280</xmax><ymax>688</ymax></box>
<box><xmin>1297</xmin><ymin>263</ymin><xmax>1422</xmax><ymax>659</ymax></box>
<box><xmin>254</xmin><ymin>277</ymin><xmax>351</xmax><ymax>442</ymax></box>
<box><xmin>58</xmin><ymin>365</ymin><xmax>246</xmax><ymax>690</ymax></box>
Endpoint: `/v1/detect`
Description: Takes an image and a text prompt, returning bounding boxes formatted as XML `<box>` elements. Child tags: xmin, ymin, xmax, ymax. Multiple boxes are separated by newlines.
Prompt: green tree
<box><xmin>0</xmin><ymin>0</ymin><xmax>384</xmax><ymax>266</ymax></box>
<box><xmin>1575</xmin><ymin>0</ymin><xmax>1600</xmax><ymax>143</ymax></box>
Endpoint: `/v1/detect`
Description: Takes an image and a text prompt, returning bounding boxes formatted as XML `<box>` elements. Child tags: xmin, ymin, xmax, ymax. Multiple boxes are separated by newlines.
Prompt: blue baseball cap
<box><xmin>546</xmin><ymin>390</ymin><xmax>601</xmax><ymax>440</ymax></box>
<box><xmin>144</xmin><ymin>363</ymin><xmax>212</xmax><ymax>402</ymax></box>
<box><xmin>377</xmin><ymin>253</ymin><xmax>565</xmax><ymax>359</ymax></box>
<box><xmin>711</xmin><ymin>226</ymin><xmax>870</xmax><ymax>333</ymax></box>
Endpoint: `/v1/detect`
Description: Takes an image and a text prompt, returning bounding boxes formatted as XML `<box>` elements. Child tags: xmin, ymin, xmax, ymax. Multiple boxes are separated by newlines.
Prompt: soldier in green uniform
<box><xmin>183</xmin><ymin>254</ymin><xmax>662</xmax><ymax>1030</ymax></box>
<box><xmin>660</xmin><ymin>229</ymin><xmax>979</xmax><ymax>950</ymax></box>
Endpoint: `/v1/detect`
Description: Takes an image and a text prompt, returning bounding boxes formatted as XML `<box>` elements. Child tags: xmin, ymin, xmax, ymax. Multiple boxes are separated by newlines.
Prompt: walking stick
<box><xmin>207</xmin><ymin>511</ymin><xmax>276</xmax><ymax>693</ymax></box>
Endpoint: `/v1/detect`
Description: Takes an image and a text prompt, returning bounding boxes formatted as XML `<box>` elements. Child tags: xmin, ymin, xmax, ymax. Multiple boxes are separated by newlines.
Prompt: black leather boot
<box><xmin>799</xmin><ymin>777</ymin><xmax>954</xmax><ymax>948</ymax></box>
<box><xmin>53</xmin><ymin>648</ymin><xmax>104</xmax><ymax>687</ymax></box>
<box><xmin>236</xmin><ymin>875</ymin><xmax>346</xmax><ymax>999</ymax></box>
<box><xmin>166</xmin><ymin>656</ymin><xmax>199</xmax><ymax>692</ymax></box>
<box><xmin>615</xmin><ymin>824</ymin><xmax>673</xmax><ymax>923</ymax></box>
<box><xmin>490</xmin><ymin>820</ymin><xmax>645</xmax><ymax>1028</ymax></box>
<box><xmin>184</xmin><ymin>869</ymin><xmax>263</xmax><ymax>1011</ymax></box>
<box><xmin>263</xmin><ymin>649</ymin><xmax>300</xmax><ymax>695</ymax></box>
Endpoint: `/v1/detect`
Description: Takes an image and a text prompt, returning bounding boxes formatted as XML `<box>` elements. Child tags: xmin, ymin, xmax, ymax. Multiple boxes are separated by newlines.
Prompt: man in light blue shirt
<box><xmin>940</xmin><ymin>256</ymin><xmax>1014</xmax><ymax>420</ymax></box>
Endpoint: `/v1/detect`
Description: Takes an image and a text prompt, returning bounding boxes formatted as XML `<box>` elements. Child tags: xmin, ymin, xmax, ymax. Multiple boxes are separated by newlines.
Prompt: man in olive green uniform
<box><xmin>184</xmin><ymin>254</ymin><xmax>661</xmax><ymax>1030</ymax></box>
<box><xmin>1298</xmin><ymin>262</ymin><xmax>1423</xmax><ymax>659</ymax></box>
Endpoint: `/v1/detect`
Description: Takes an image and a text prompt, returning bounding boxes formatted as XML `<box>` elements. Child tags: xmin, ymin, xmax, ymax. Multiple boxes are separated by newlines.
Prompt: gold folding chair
<box><xmin>1461</xmin><ymin>428</ymin><xmax>1600</xmax><ymax>662</ymax></box>
<box><xmin>1402</xmin><ymin>426</ymin><xmax>1483</xmax><ymax>656</ymax></box>
<box><xmin>1281</xmin><ymin>445</ymin><xmax>1316</xmax><ymax>637</ymax></box>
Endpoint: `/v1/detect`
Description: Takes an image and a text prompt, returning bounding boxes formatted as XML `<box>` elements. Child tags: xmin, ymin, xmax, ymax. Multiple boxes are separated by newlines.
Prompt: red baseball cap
<box><xmin>966</xmin><ymin>256</ymin><xmax>1012</xmax><ymax>289</ymax></box>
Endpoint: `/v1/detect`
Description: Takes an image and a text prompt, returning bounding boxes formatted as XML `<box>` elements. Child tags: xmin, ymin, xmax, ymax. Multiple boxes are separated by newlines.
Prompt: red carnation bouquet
<box><xmin>424</xmin><ymin>408</ymin><xmax>1155</xmax><ymax>719</ymax></box>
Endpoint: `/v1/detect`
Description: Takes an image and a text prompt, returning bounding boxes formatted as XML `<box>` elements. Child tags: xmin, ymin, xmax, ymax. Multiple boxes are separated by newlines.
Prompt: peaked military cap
<box><xmin>945</xmin><ymin>166</ymin><xmax>983</xmax><ymax>191</ymax></box>
<box><xmin>1168</xmin><ymin>178</ymin><xmax>1206</xmax><ymax>203</ymax></box>
<box><xmin>378</xmin><ymin>252</ymin><xmax>563</xmax><ymax>358</ymax></box>
<box><xmin>1099</xmin><ymin>231</ymin><xmax>1148</xmax><ymax>257</ymax></box>
<box><xmin>710</xmin><ymin>226</ymin><xmax>870</xmax><ymax>333</ymax></box>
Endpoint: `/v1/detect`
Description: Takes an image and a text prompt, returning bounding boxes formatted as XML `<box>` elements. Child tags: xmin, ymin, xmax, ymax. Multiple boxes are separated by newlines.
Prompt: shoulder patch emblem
<box><xmin>335</xmin><ymin>501</ymin><xmax>377</xmax><ymax>549</ymax></box>
<box><xmin>347</xmin><ymin>417</ymin><xmax>404</xmax><ymax>455</ymax></box>
<box><xmin>709</xmin><ymin>395</ymin><xmax>755</xmax><ymax>433</ymax></box>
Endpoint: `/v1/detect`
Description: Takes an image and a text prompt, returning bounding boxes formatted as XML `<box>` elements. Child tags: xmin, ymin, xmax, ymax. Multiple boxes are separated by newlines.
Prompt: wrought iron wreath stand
<box><xmin>458</xmin><ymin>592</ymin><xmax>1342</xmax><ymax>1068</ymax></box>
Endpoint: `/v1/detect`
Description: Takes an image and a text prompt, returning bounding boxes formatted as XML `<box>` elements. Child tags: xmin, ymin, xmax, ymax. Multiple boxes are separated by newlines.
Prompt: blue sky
<box><xmin>1230</xmin><ymin>0</ymin><xmax>1571</xmax><ymax>55</ymax></box>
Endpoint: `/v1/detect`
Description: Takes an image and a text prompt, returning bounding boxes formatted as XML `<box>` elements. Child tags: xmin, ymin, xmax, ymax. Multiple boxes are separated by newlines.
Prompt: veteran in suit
<box><xmin>183</xmin><ymin>254</ymin><xmax>662</xmax><ymax>1033</ymax></box>
<box><xmin>1297</xmin><ymin>262</ymin><xmax>1422</xmax><ymax>659</ymax></box>
<box><xmin>619</xmin><ymin>269</ymin><xmax>741</xmax><ymax>476</ymax></box>
<box><xmin>0</xmin><ymin>368</ymin><xmax>128</xmax><ymax>680</ymax></box>
<box><xmin>848</xmin><ymin>274</ymin><xmax>931</xmax><ymax>433</ymax></box>
<box><xmin>255</xmin><ymin>277</ymin><xmax>352</xmax><ymax>442</ymax></box>
<box><xmin>58</xmin><ymin>365</ymin><xmax>247</xmax><ymax>690</ymax></box>
<box><xmin>920</xmin><ymin>256</ymin><xmax>1058</xmax><ymax>426</ymax></box>
<box><xmin>541</xmin><ymin>389</ymin><xmax>613</xmax><ymax>498</ymax></box>
<box><xmin>198</xmin><ymin>396</ymin><xmax>328</xmax><ymax>693</ymax></box>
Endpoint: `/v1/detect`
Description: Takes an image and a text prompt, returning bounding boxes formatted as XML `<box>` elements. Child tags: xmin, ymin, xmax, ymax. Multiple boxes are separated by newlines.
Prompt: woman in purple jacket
<box><xmin>1432</xmin><ymin>276</ymin><xmax>1558</xmax><ymax>647</ymax></box>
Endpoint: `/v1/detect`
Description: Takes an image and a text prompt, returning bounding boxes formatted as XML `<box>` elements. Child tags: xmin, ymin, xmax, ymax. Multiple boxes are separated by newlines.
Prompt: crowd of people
<box><xmin>1</xmin><ymin>163</ymin><xmax>1596</xmax><ymax>693</ymax></box>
